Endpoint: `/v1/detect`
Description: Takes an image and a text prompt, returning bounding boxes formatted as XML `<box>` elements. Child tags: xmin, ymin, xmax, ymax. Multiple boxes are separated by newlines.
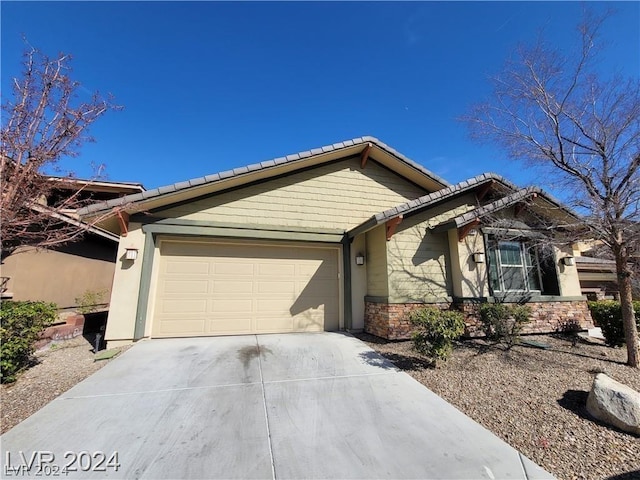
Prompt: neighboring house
<box><xmin>1</xmin><ymin>178</ymin><xmax>145</xmax><ymax>311</ymax></box>
<box><xmin>573</xmin><ymin>251</ymin><xmax>619</xmax><ymax>301</ymax></box>
<box><xmin>78</xmin><ymin>137</ymin><xmax>593</xmax><ymax>347</ymax></box>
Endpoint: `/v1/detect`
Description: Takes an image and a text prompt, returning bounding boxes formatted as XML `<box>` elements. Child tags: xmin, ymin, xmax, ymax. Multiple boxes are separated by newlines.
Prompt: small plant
<box><xmin>479</xmin><ymin>303</ymin><xmax>532</xmax><ymax>347</ymax></box>
<box><xmin>0</xmin><ymin>301</ymin><xmax>57</xmax><ymax>383</ymax></box>
<box><xmin>557</xmin><ymin>318</ymin><xmax>582</xmax><ymax>335</ymax></box>
<box><xmin>588</xmin><ymin>300</ymin><xmax>640</xmax><ymax>347</ymax></box>
<box><xmin>74</xmin><ymin>289</ymin><xmax>108</xmax><ymax>315</ymax></box>
<box><xmin>408</xmin><ymin>307</ymin><xmax>466</xmax><ymax>364</ymax></box>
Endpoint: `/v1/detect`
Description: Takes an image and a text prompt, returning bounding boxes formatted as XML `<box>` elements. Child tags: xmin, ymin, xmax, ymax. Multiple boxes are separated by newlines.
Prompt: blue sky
<box><xmin>2</xmin><ymin>1</ymin><xmax>639</xmax><ymax>194</ymax></box>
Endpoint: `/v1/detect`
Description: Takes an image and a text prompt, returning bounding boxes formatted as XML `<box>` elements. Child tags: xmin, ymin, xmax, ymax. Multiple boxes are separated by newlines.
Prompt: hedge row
<box><xmin>587</xmin><ymin>300</ymin><xmax>640</xmax><ymax>347</ymax></box>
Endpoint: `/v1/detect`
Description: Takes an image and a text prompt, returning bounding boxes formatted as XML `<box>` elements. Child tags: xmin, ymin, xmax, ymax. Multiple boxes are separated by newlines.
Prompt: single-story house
<box><xmin>78</xmin><ymin>137</ymin><xmax>593</xmax><ymax>348</ymax></box>
<box><xmin>1</xmin><ymin>178</ymin><xmax>145</xmax><ymax>311</ymax></box>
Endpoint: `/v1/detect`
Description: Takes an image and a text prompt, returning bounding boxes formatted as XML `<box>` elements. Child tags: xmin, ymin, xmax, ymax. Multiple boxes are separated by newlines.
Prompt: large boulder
<box><xmin>586</xmin><ymin>373</ymin><xmax>640</xmax><ymax>435</ymax></box>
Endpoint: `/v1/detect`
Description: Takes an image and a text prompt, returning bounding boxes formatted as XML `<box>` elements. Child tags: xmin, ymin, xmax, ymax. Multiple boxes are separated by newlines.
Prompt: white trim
<box><xmin>490</xmin><ymin>240</ymin><xmax>542</xmax><ymax>294</ymax></box>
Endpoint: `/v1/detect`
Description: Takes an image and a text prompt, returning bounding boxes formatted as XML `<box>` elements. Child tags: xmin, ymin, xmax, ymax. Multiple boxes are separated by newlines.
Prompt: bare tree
<box><xmin>1</xmin><ymin>44</ymin><xmax>121</xmax><ymax>259</ymax></box>
<box><xmin>462</xmin><ymin>11</ymin><xmax>640</xmax><ymax>367</ymax></box>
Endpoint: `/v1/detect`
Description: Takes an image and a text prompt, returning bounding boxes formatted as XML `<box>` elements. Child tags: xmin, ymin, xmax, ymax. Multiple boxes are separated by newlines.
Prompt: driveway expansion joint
<box><xmin>256</xmin><ymin>335</ymin><xmax>277</xmax><ymax>480</ymax></box>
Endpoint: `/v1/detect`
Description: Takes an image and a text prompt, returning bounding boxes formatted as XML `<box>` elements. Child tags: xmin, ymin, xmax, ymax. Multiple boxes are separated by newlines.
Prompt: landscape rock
<box><xmin>586</xmin><ymin>373</ymin><xmax>640</xmax><ymax>435</ymax></box>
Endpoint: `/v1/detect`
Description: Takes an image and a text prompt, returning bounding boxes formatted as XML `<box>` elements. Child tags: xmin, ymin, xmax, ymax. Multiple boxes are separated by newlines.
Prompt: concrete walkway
<box><xmin>1</xmin><ymin>333</ymin><xmax>553</xmax><ymax>479</ymax></box>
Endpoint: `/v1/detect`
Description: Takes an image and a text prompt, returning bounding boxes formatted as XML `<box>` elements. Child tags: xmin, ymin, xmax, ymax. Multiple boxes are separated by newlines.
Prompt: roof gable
<box><xmin>78</xmin><ymin>136</ymin><xmax>449</xmax><ymax>218</ymax></box>
<box><xmin>348</xmin><ymin>173</ymin><xmax>518</xmax><ymax>238</ymax></box>
<box><xmin>148</xmin><ymin>156</ymin><xmax>428</xmax><ymax>232</ymax></box>
<box><xmin>348</xmin><ymin>173</ymin><xmax>582</xmax><ymax>240</ymax></box>
<box><xmin>431</xmin><ymin>187</ymin><xmax>582</xmax><ymax>238</ymax></box>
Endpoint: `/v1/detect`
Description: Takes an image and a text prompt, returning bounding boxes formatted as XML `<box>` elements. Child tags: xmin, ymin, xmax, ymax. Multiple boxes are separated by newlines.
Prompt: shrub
<box><xmin>557</xmin><ymin>318</ymin><xmax>582</xmax><ymax>335</ymax></box>
<box><xmin>74</xmin><ymin>288</ymin><xmax>108</xmax><ymax>314</ymax></box>
<box><xmin>0</xmin><ymin>301</ymin><xmax>57</xmax><ymax>383</ymax></box>
<box><xmin>408</xmin><ymin>307</ymin><xmax>466</xmax><ymax>364</ymax></box>
<box><xmin>479</xmin><ymin>303</ymin><xmax>532</xmax><ymax>347</ymax></box>
<box><xmin>588</xmin><ymin>300</ymin><xmax>640</xmax><ymax>347</ymax></box>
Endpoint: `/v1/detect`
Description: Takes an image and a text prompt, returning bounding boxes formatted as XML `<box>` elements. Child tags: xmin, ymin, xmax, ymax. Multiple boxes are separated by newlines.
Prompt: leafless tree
<box><xmin>462</xmin><ymin>11</ymin><xmax>640</xmax><ymax>367</ymax></box>
<box><xmin>1</xmin><ymin>44</ymin><xmax>121</xmax><ymax>259</ymax></box>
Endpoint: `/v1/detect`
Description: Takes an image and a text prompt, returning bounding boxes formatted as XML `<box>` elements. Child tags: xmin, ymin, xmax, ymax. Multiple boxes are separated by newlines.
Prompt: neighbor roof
<box><xmin>77</xmin><ymin>136</ymin><xmax>450</xmax><ymax>217</ymax></box>
<box><xmin>30</xmin><ymin>204</ymin><xmax>120</xmax><ymax>242</ymax></box>
<box><xmin>47</xmin><ymin>176</ymin><xmax>145</xmax><ymax>193</ymax></box>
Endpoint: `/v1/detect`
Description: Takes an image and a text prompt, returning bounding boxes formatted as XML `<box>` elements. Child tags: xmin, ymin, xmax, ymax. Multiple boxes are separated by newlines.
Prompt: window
<box><xmin>487</xmin><ymin>240</ymin><xmax>542</xmax><ymax>293</ymax></box>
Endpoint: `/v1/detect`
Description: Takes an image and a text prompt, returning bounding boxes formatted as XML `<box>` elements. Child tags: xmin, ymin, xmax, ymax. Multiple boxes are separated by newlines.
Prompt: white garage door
<box><xmin>152</xmin><ymin>240</ymin><xmax>340</xmax><ymax>337</ymax></box>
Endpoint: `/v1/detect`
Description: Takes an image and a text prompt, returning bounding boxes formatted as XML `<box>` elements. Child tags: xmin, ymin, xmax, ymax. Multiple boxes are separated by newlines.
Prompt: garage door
<box><xmin>152</xmin><ymin>240</ymin><xmax>340</xmax><ymax>337</ymax></box>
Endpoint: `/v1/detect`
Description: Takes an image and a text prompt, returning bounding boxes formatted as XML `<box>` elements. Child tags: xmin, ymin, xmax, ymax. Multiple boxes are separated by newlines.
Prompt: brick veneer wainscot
<box><xmin>364</xmin><ymin>300</ymin><xmax>594</xmax><ymax>340</ymax></box>
<box><xmin>364</xmin><ymin>302</ymin><xmax>451</xmax><ymax>340</ymax></box>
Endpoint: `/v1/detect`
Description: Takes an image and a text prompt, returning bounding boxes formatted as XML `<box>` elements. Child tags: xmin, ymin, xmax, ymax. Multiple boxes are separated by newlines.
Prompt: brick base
<box><xmin>364</xmin><ymin>300</ymin><xmax>594</xmax><ymax>340</ymax></box>
<box><xmin>364</xmin><ymin>302</ymin><xmax>451</xmax><ymax>340</ymax></box>
<box><xmin>35</xmin><ymin>314</ymin><xmax>85</xmax><ymax>350</ymax></box>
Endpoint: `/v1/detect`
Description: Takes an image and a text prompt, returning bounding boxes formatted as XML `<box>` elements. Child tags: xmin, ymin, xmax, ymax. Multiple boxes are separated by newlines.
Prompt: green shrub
<box><xmin>408</xmin><ymin>307</ymin><xmax>466</xmax><ymax>364</ymax></box>
<box><xmin>0</xmin><ymin>301</ymin><xmax>57</xmax><ymax>383</ymax></box>
<box><xmin>587</xmin><ymin>300</ymin><xmax>640</xmax><ymax>347</ymax></box>
<box><xmin>479</xmin><ymin>303</ymin><xmax>532</xmax><ymax>347</ymax></box>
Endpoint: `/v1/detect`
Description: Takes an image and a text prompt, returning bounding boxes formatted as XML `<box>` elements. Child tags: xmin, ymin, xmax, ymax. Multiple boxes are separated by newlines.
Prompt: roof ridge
<box><xmin>77</xmin><ymin>136</ymin><xmax>449</xmax><ymax>216</ymax></box>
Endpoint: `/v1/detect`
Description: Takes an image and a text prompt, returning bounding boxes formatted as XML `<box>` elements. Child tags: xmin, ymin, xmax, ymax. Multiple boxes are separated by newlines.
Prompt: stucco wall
<box><xmin>1</xmin><ymin>238</ymin><xmax>116</xmax><ymax>310</ymax></box>
<box><xmin>555</xmin><ymin>244</ymin><xmax>582</xmax><ymax>296</ymax></box>
<box><xmin>105</xmin><ymin>223</ymin><xmax>146</xmax><ymax>343</ymax></box>
<box><xmin>448</xmin><ymin>229</ymin><xmax>490</xmax><ymax>298</ymax></box>
<box><xmin>157</xmin><ymin>158</ymin><xmax>427</xmax><ymax>231</ymax></box>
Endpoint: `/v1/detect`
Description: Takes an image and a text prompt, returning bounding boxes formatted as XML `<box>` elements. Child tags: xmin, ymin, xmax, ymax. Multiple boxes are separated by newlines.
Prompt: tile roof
<box><xmin>429</xmin><ymin>186</ymin><xmax>582</xmax><ymax>233</ymax></box>
<box><xmin>347</xmin><ymin>173</ymin><xmax>518</xmax><ymax>238</ymax></box>
<box><xmin>78</xmin><ymin>136</ymin><xmax>450</xmax><ymax>216</ymax></box>
<box><xmin>448</xmin><ymin>188</ymin><xmax>542</xmax><ymax>229</ymax></box>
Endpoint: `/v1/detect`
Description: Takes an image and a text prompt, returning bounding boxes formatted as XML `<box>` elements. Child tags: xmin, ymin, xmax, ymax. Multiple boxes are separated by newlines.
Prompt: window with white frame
<box><xmin>487</xmin><ymin>240</ymin><xmax>542</xmax><ymax>293</ymax></box>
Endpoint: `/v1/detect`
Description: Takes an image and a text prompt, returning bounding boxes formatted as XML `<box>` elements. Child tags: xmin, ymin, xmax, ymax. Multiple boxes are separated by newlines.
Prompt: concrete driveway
<box><xmin>1</xmin><ymin>333</ymin><xmax>552</xmax><ymax>479</ymax></box>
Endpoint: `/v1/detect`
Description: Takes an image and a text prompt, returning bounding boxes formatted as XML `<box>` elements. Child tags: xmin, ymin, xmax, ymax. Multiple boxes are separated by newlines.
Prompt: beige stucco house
<box><xmin>1</xmin><ymin>179</ymin><xmax>144</xmax><ymax>311</ymax></box>
<box><xmin>78</xmin><ymin>137</ymin><xmax>593</xmax><ymax>347</ymax></box>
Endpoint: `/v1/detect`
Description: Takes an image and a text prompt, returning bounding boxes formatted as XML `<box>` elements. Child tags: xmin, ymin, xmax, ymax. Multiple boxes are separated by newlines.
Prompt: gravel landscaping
<box><xmin>356</xmin><ymin>332</ymin><xmax>640</xmax><ymax>480</ymax></box>
<box><xmin>1</xmin><ymin>337</ymin><xmax>126</xmax><ymax>434</ymax></box>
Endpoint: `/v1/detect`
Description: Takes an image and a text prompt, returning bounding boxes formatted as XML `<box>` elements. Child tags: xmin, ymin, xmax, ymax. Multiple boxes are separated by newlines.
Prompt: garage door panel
<box><xmin>207</xmin><ymin>318</ymin><xmax>252</xmax><ymax>333</ymax></box>
<box><xmin>152</xmin><ymin>241</ymin><xmax>339</xmax><ymax>337</ymax></box>
<box><xmin>163</xmin><ymin>280</ymin><xmax>209</xmax><ymax>294</ymax></box>
<box><xmin>256</xmin><ymin>298</ymin><xmax>300</xmax><ymax>314</ymax></box>
<box><xmin>156</xmin><ymin>318</ymin><xmax>207</xmax><ymax>335</ymax></box>
<box><xmin>212</xmin><ymin>281</ymin><xmax>254</xmax><ymax>294</ymax></box>
<box><xmin>297</xmin><ymin>263</ymin><xmax>335</xmax><ymax>277</ymax></box>
<box><xmin>257</xmin><ymin>263</ymin><xmax>296</xmax><ymax>276</ymax></box>
<box><xmin>292</xmin><ymin>313</ymin><xmax>325</xmax><ymax>332</ymax></box>
<box><xmin>158</xmin><ymin>299</ymin><xmax>208</xmax><ymax>314</ymax></box>
<box><xmin>256</xmin><ymin>281</ymin><xmax>296</xmax><ymax>294</ymax></box>
<box><xmin>214</xmin><ymin>263</ymin><xmax>254</xmax><ymax>276</ymax></box>
<box><xmin>165</xmin><ymin>261</ymin><xmax>210</xmax><ymax>275</ymax></box>
<box><xmin>211</xmin><ymin>299</ymin><xmax>253</xmax><ymax>314</ymax></box>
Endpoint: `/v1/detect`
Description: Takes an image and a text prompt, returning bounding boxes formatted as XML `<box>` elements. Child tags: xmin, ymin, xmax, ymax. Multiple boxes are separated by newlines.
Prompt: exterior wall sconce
<box><xmin>355</xmin><ymin>254</ymin><xmax>365</xmax><ymax>266</ymax></box>
<box><xmin>125</xmin><ymin>248</ymin><xmax>139</xmax><ymax>261</ymax></box>
<box><xmin>562</xmin><ymin>256</ymin><xmax>575</xmax><ymax>266</ymax></box>
<box><xmin>472</xmin><ymin>252</ymin><xmax>485</xmax><ymax>264</ymax></box>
